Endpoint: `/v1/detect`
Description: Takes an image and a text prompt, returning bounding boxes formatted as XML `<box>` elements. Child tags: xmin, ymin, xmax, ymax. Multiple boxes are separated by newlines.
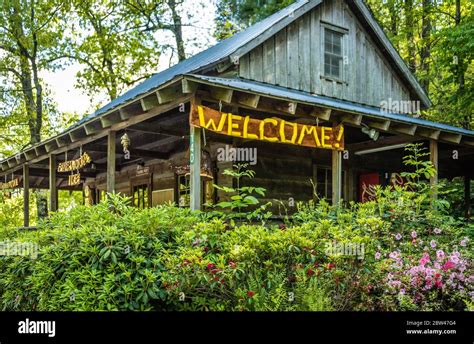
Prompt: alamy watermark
<box><xmin>0</xmin><ymin>240</ymin><xmax>38</xmax><ymax>259</ymax></box>
<box><xmin>380</xmin><ymin>98</ymin><xmax>421</xmax><ymax>116</ymax></box>
<box><xmin>216</xmin><ymin>145</ymin><xmax>257</xmax><ymax>165</ymax></box>
<box><xmin>325</xmin><ymin>242</ymin><xmax>365</xmax><ymax>260</ymax></box>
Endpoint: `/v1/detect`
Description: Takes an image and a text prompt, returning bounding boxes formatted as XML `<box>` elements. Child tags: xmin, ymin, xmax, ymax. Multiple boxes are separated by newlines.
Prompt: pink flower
<box><xmin>430</xmin><ymin>240</ymin><xmax>437</xmax><ymax>248</ymax></box>
<box><xmin>460</xmin><ymin>239</ymin><xmax>467</xmax><ymax>247</ymax></box>
<box><xmin>433</xmin><ymin>228</ymin><xmax>442</xmax><ymax>234</ymax></box>
<box><xmin>442</xmin><ymin>261</ymin><xmax>456</xmax><ymax>271</ymax></box>
<box><xmin>411</xmin><ymin>231</ymin><xmax>417</xmax><ymax>239</ymax></box>
<box><xmin>436</xmin><ymin>250</ymin><xmax>445</xmax><ymax>260</ymax></box>
<box><xmin>435</xmin><ymin>280</ymin><xmax>443</xmax><ymax>288</ymax></box>
<box><xmin>389</xmin><ymin>251</ymin><xmax>400</xmax><ymax>260</ymax></box>
<box><xmin>395</xmin><ymin>233</ymin><xmax>402</xmax><ymax>241</ymax></box>
<box><xmin>375</xmin><ymin>252</ymin><xmax>381</xmax><ymax>260</ymax></box>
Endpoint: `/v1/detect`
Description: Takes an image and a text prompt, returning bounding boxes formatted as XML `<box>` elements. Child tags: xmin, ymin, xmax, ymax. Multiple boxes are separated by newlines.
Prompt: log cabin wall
<box><xmin>238</xmin><ymin>0</ymin><xmax>411</xmax><ymax>109</ymax></box>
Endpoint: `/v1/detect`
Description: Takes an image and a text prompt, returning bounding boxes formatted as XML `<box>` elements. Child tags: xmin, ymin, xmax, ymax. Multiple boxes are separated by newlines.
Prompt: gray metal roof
<box><xmin>185</xmin><ymin>74</ymin><xmax>474</xmax><ymax>137</ymax></box>
<box><xmin>73</xmin><ymin>0</ymin><xmax>315</xmax><ymax>128</ymax></box>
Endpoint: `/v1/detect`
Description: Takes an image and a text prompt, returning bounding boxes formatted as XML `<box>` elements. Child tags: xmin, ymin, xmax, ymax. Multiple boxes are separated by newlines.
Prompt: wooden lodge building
<box><xmin>1</xmin><ymin>0</ymin><xmax>473</xmax><ymax>226</ymax></box>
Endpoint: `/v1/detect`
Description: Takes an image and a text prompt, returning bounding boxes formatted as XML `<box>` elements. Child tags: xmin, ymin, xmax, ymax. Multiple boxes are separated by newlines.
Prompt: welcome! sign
<box><xmin>190</xmin><ymin>105</ymin><xmax>344</xmax><ymax>150</ymax></box>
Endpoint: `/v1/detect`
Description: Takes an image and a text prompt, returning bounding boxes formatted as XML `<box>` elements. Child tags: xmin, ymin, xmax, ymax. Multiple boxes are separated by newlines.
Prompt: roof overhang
<box><xmin>183</xmin><ymin>74</ymin><xmax>473</xmax><ymax>145</ymax></box>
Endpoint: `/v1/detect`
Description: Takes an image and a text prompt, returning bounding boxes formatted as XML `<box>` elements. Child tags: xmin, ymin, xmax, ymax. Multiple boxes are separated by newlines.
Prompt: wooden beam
<box><xmin>182</xmin><ymin>79</ymin><xmax>199</xmax><ymax>94</ymax></box>
<box><xmin>430</xmin><ymin>139</ymin><xmax>438</xmax><ymax>201</ymax></box>
<box><xmin>23</xmin><ymin>164</ymin><xmax>29</xmax><ymax>227</ymax></box>
<box><xmin>415</xmin><ymin>128</ymin><xmax>441</xmax><ymax>140</ymax></box>
<box><xmin>189</xmin><ymin>125</ymin><xmax>201</xmax><ymax>211</ymax></box>
<box><xmin>45</xmin><ymin>140</ymin><xmax>59</xmax><ymax>153</ymax></box>
<box><xmin>209</xmin><ymin>86</ymin><xmax>233</xmax><ymax>103</ymax></box>
<box><xmin>7</xmin><ymin>158</ymin><xmax>15</xmax><ymax>168</ymax></box>
<box><xmin>69</xmin><ymin>127</ymin><xmax>87</xmax><ymax>142</ymax></box>
<box><xmin>100</xmin><ymin>112</ymin><xmax>122</xmax><ymax>128</ymax></box>
<box><xmin>34</xmin><ymin>146</ymin><xmax>47</xmax><ymax>157</ymax></box>
<box><xmin>311</xmin><ymin>107</ymin><xmax>332</xmax><ymax>121</ymax></box>
<box><xmin>332</xmin><ymin>150</ymin><xmax>342</xmax><ymax>205</ymax></box>
<box><xmin>341</xmin><ymin>114</ymin><xmax>363</xmax><ymax>126</ymax></box>
<box><xmin>439</xmin><ymin>132</ymin><xmax>462</xmax><ymax>144</ymax></box>
<box><xmin>347</xmin><ymin>135</ymin><xmax>419</xmax><ymax>153</ymax></box>
<box><xmin>24</xmin><ymin>149</ymin><xmax>37</xmax><ymax>161</ymax></box>
<box><xmin>16</xmin><ymin>96</ymin><xmax>192</xmax><ymax>168</ymax></box>
<box><xmin>391</xmin><ymin>123</ymin><xmax>417</xmax><ymax>136</ymax></box>
<box><xmin>157</xmin><ymin>85</ymin><xmax>183</xmax><ymax>104</ymax></box>
<box><xmin>140</xmin><ymin>94</ymin><xmax>159</xmax><ymax>111</ymax></box>
<box><xmin>56</xmin><ymin>135</ymin><xmax>71</xmax><ymax>147</ymax></box>
<box><xmin>461</xmin><ymin>137</ymin><xmax>474</xmax><ymax>147</ymax></box>
<box><xmin>237</xmin><ymin>93</ymin><xmax>260</xmax><ymax>108</ymax></box>
<box><xmin>107</xmin><ymin>131</ymin><xmax>116</xmax><ymax>193</ymax></box>
<box><xmin>84</xmin><ymin>120</ymin><xmax>103</xmax><ymax>135</ymax></box>
<box><xmin>49</xmin><ymin>154</ymin><xmax>58</xmax><ymax>212</ymax></box>
<box><xmin>275</xmin><ymin>101</ymin><xmax>297</xmax><ymax>115</ymax></box>
<box><xmin>366</xmin><ymin>119</ymin><xmax>390</xmax><ymax>131</ymax></box>
<box><xmin>86</xmin><ymin>143</ymin><xmax>169</xmax><ymax>160</ymax></box>
<box><xmin>119</xmin><ymin>107</ymin><xmax>133</xmax><ymax>120</ymax></box>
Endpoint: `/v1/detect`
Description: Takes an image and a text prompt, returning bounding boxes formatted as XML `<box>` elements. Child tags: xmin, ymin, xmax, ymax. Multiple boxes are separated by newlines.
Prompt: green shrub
<box><xmin>0</xmin><ymin>180</ymin><xmax>472</xmax><ymax>311</ymax></box>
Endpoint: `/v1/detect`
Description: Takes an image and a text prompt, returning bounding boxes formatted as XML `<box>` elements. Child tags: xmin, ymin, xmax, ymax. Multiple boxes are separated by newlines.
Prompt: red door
<box><xmin>359</xmin><ymin>173</ymin><xmax>380</xmax><ymax>202</ymax></box>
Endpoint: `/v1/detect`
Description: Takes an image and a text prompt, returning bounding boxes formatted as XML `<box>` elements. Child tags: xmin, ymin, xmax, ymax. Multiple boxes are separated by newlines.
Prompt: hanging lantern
<box><xmin>120</xmin><ymin>132</ymin><xmax>131</xmax><ymax>152</ymax></box>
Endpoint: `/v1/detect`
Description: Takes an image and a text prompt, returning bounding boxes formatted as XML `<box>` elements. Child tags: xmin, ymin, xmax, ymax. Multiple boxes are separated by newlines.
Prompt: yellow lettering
<box><xmin>228</xmin><ymin>113</ymin><xmax>243</xmax><ymax>137</ymax></box>
<box><xmin>279</xmin><ymin>120</ymin><xmax>298</xmax><ymax>144</ymax></box>
<box><xmin>297</xmin><ymin>125</ymin><xmax>321</xmax><ymax>147</ymax></box>
<box><xmin>243</xmin><ymin>116</ymin><xmax>258</xmax><ymax>139</ymax></box>
<box><xmin>198</xmin><ymin>105</ymin><xmax>227</xmax><ymax>131</ymax></box>
<box><xmin>259</xmin><ymin>118</ymin><xmax>278</xmax><ymax>142</ymax></box>
<box><xmin>321</xmin><ymin>127</ymin><xmax>333</xmax><ymax>148</ymax></box>
<box><xmin>333</xmin><ymin>125</ymin><xmax>344</xmax><ymax>149</ymax></box>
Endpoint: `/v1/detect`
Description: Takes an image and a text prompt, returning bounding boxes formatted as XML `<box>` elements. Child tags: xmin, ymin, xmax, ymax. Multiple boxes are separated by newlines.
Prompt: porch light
<box><xmin>361</xmin><ymin>124</ymin><xmax>380</xmax><ymax>141</ymax></box>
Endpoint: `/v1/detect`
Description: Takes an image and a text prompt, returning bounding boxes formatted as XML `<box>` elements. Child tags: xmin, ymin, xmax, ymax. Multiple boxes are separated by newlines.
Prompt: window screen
<box><xmin>324</xmin><ymin>28</ymin><xmax>343</xmax><ymax>79</ymax></box>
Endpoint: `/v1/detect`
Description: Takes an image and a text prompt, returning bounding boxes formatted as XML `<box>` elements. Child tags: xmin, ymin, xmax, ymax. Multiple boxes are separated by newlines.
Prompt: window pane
<box><xmin>324</xmin><ymin>28</ymin><xmax>343</xmax><ymax>79</ymax></box>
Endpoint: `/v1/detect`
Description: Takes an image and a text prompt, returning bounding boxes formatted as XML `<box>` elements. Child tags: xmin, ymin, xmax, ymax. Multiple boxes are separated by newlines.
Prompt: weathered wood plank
<box><xmin>49</xmin><ymin>154</ymin><xmax>58</xmax><ymax>212</ymax></box>
<box><xmin>262</xmin><ymin>37</ymin><xmax>275</xmax><ymax>84</ymax></box>
<box><xmin>298</xmin><ymin>13</ymin><xmax>311</xmax><ymax>91</ymax></box>
<box><xmin>249</xmin><ymin>45</ymin><xmax>263</xmax><ymax>82</ymax></box>
<box><xmin>107</xmin><ymin>131</ymin><xmax>116</xmax><ymax>193</ymax></box>
<box><xmin>287</xmin><ymin>21</ymin><xmax>299</xmax><ymax>90</ymax></box>
<box><xmin>23</xmin><ymin>164</ymin><xmax>29</xmax><ymax>227</ymax></box>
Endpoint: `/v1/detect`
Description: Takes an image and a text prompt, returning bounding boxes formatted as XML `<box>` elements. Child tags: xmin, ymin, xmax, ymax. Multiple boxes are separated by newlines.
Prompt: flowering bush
<box><xmin>0</xmin><ymin>189</ymin><xmax>472</xmax><ymax>311</ymax></box>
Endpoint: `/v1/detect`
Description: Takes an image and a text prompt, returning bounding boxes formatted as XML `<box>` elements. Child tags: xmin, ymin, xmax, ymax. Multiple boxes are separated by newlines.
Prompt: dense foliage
<box><xmin>0</xmin><ymin>189</ymin><xmax>472</xmax><ymax>311</ymax></box>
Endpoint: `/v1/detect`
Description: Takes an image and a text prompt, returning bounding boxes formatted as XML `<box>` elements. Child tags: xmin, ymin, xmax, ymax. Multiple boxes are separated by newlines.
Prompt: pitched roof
<box><xmin>74</xmin><ymin>0</ymin><xmax>321</xmax><ymax>128</ymax></box>
<box><xmin>185</xmin><ymin>74</ymin><xmax>474</xmax><ymax>137</ymax></box>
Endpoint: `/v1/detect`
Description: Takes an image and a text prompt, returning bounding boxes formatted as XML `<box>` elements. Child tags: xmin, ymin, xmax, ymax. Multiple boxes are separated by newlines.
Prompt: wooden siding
<box><xmin>238</xmin><ymin>0</ymin><xmax>412</xmax><ymax>109</ymax></box>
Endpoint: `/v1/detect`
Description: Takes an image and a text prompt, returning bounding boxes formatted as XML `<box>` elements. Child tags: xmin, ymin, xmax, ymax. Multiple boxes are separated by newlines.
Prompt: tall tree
<box><xmin>67</xmin><ymin>0</ymin><xmax>161</xmax><ymax>101</ymax></box>
<box><xmin>0</xmin><ymin>0</ymin><xmax>68</xmax><ymax>145</ymax></box>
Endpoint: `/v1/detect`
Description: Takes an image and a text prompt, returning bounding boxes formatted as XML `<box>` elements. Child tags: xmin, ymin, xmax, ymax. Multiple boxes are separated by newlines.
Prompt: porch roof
<box><xmin>184</xmin><ymin>74</ymin><xmax>474</xmax><ymax>139</ymax></box>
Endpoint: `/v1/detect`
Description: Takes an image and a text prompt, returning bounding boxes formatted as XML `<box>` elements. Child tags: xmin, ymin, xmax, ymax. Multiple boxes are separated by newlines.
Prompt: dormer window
<box><xmin>324</xmin><ymin>28</ymin><xmax>343</xmax><ymax>79</ymax></box>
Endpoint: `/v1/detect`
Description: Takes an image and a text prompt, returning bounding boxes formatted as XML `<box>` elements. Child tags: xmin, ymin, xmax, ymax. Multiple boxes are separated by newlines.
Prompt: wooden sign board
<box><xmin>0</xmin><ymin>178</ymin><xmax>20</xmax><ymax>190</ymax></box>
<box><xmin>190</xmin><ymin>105</ymin><xmax>344</xmax><ymax>150</ymax></box>
<box><xmin>58</xmin><ymin>152</ymin><xmax>91</xmax><ymax>173</ymax></box>
<box><xmin>68</xmin><ymin>173</ymin><xmax>81</xmax><ymax>186</ymax></box>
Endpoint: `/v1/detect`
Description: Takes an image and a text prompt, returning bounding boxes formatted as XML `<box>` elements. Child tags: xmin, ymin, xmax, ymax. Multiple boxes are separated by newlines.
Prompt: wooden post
<box><xmin>107</xmin><ymin>131</ymin><xmax>116</xmax><ymax>194</ymax></box>
<box><xmin>190</xmin><ymin>125</ymin><xmax>202</xmax><ymax>211</ymax></box>
<box><xmin>49</xmin><ymin>154</ymin><xmax>58</xmax><ymax>212</ymax></box>
<box><xmin>23</xmin><ymin>164</ymin><xmax>29</xmax><ymax>227</ymax></box>
<box><xmin>332</xmin><ymin>150</ymin><xmax>342</xmax><ymax>205</ymax></box>
<box><xmin>465</xmin><ymin>175</ymin><xmax>471</xmax><ymax>221</ymax></box>
<box><xmin>429</xmin><ymin>140</ymin><xmax>438</xmax><ymax>200</ymax></box>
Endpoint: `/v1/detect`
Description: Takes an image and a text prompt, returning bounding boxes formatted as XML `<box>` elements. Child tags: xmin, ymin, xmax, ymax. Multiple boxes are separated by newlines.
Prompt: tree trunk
<box><xmin>167</xmin><ymin>0</ymin><xmax>186</xmax><ymax>61</ymax></box>
<box><xmin>404</xmin><ymin>0</ymin><xmax>416</xmax><ymax>72</ymax></box>
<box><xmin>420</xmin><ymin>0</ymin><xmax>432</xmax><ymax>92</ymax></box>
